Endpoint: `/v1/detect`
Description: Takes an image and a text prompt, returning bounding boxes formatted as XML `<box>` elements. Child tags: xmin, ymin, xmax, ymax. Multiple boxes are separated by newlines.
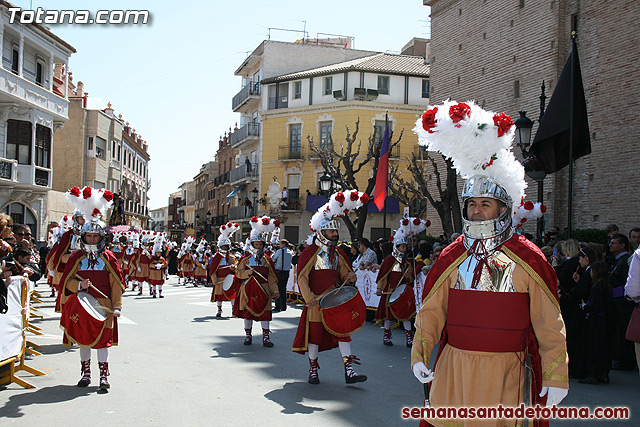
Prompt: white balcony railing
<box><xmin>0</xmin><ymin>66</ymin><xmax>69</xmax><ymax>120</ymax></box>
<box><xmin>0</xmin><ymin>157</ymin><xmax>18</xmax><ymax>182</ymax></box>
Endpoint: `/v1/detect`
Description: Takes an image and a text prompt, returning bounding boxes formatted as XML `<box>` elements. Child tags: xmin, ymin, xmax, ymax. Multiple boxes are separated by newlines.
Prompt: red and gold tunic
<box><xmin>292</xmin><ymin>244</ymin><xmax>355</xmax><ymax>354</ymax></box>
<box><xmin>375</xmin><ymin>255</ymin><xmax>415</xmax><ymax>322</ymax></box>
<box><xmin>209</xmin><ymin>252</ymin><xmax>237</xmax><ymax>302</ymax></box>
<box><xmin>412</xmin><ymin>235</ymin><xmax>568</xmax><ymax>427</ymax></box>
<box><xmin>148</xmin><ymin>256</ymin><xmax>167</xmax><ymax>285</ymax></box>
<box><xmin>135</xmin><ymin>249</ymin><xmax>151</xmax><ymax>282</ymax></box>
<box><xmin>47</xmin><ymin>229</ymin><xmax>81</xmax><ymax>312</ymax></box>
<box><xmin>59</xmin><ymin>250</ymin><xmax>124</xmax><ymax>349</ymax></box>
<box><xmin>179</xmin><ymin>254</ymin><xmax>194</xmax><ymax>278</ymax></box>
<box><xmin>193</xmin><ymin>254</ymin><xmax>209</xmax><ymax>280</ymax></box>
<box><xmin>233</xmin><ymin>253</ymin><xmax>278</xmax><ymax>321</ymax></box>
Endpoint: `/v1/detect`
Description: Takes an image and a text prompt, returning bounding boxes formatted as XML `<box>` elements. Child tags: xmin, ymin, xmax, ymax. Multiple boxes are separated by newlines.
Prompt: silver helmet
<box><xmin>461</xmin><ymin>174</ymin><xmax>513</xmax><ymax>244</ymax></box>
<box><xmin>79</xmin><ymin>221</ymin><xmax>106</xmax><ymax>254</ymax></box>
<box><xmin>392</xmin><ymin>236</ymin><xmax>409</xmax><ymax>262</ymax></box>
<box><xmin>315</xmin><ymin>218</ymin><xmax>340</xmax><ymax>248</ymax></box>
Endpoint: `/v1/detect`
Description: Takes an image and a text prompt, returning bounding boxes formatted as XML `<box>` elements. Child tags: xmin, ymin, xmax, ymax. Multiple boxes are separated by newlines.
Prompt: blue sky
<box><xmin>12</xmin><ymin>0</ymin><xmax>430</xmax><ymax>209</ymax></box>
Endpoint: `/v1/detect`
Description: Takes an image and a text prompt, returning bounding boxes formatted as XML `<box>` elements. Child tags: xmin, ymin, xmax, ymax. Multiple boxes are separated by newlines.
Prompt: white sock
<box><xmin>384</xmin><ymin>320</ymin><xmax>391</xmax><ymax>330</ymax></box>
<box><xmin>338</xmin><ymin>341</ymin><xmax>352</xmax><ymax>358</ymax></box>
<box><xmin>403</xmin><ymin>320</ymin><xmax>412</xmax><ymax>331</ymax></box>
<box><xmin>80</xmin><ymin>347</ymin><xmax>91</xmax><ymax>361</ymax></box>
<box><xmin>217</xmin><ymin>302</ymin><xmax>222</xmax><ymax>309</ymax></box>
<box><xmin>260</xmin><ymin>320</ymin><xmax>270</xmax><ymax>330</ymax></box>
<box><xmin>309</xmin><ymin>343</ymin><xmax>319</xmax><ymax>360</ymax></box>
<box><xmin>244</xmin><ymin>319</ymin><xmax>252</xmax><ymax>330</ymax></box>
<box><xmin>158</xmin><ymin>285</ymin><xmax>163</xmax><ymax>293</ymax></box>
<box><xmin>97</xmin><ymin>348</ymin><xmax>109</xmax><ymax>363</ymax></box>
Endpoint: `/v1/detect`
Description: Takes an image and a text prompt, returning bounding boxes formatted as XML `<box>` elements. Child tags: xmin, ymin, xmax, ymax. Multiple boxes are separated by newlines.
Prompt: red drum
<box><xmin>242</xmin><ymin>276</ymin><xmax>269</xmax><ymax>317</ymax></box>
<box><xmin>319</xmin><ymin>286</ymin><xmax>366</xmax><ymax>337</ymax></box>
<box><xmin>61</xmin><ymin>292</ymin><xmax>107</xmax><ymax>347</ymax></box>
<box><xmin>222</xmin><ymin>275</ymin><xmax>239</xmax><ymax>300</ymax></box>
<box><xmin>388</xmin><ymin>283</ymin><xmax>416</xmax><ymax>321</ymax></box>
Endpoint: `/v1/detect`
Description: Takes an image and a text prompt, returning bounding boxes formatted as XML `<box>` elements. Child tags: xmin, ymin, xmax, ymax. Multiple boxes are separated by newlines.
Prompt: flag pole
<box><xmin>567</xmin><ymin>32</ymin><xmax>576</xmax><ymax>238</ymax></box>
<box><xmin>383</xmin><ymin>112</ymin><xmax>388</xmax><ymax>240</ymax></box>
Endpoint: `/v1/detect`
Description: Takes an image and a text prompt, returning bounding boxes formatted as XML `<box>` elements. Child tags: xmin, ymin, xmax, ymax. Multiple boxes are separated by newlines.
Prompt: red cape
<box><xmin>375</xmin><ymin>255</ymin><xmax>397</xmax><ymax>286</ymax></box>
<box><xmin>50</xmin><ymin>229</ymin><xmax>74</xmax><ymax>269</ymax></box>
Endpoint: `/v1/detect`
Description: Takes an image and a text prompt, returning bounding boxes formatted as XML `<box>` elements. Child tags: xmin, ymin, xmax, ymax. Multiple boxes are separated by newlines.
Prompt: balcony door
<box><xmin>289</xmin><ymin>124</ymin><xmax>301</xmax><ymax>158</ymax></box>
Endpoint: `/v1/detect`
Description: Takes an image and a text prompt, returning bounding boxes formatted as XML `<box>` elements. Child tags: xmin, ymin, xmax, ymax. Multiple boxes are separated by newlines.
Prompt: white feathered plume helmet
<box><xmin>184</xmin><ymin>235</ymin><xmax>196</xmax><ymax>250</ymax></box>
<box><xmin>249</xmin><ymin>216</ymin><xmax>280</xmax><ymax>241</ymax></box>
<box><xmin>309</xmin><ymin>189</ymin><xmax>369</xmax><ymax>233</ymax></box>
<box><xmin>140</xmin><ymin>230</ymin><xmax>156</xmax><ymax>245</ymax></box>
<box><xmin>195</xmin><ymin>237</ymin><xmax>207</xmax><ymax>254</ymax></box>
<box><xmin>512</xmin><ymin>201</ymin><xmax>547</xmax><ymax>230</ymax></box>
<box><xmin>413</xmin><ymin>100</ymin><xmax>526</xmax><ymax>216</ymax></box>
<box><xmin>65</xmin><ymin>186</ymin><xmax>114</xmax><ymax>227</ymax></box>
<box><xmin>218</xmin><ymin>222</ymin><xmax>240</xmax><ymax>247</ymax></box>
<box><xmin>391</xmin><ymin>217</ymin><xmax>430</xmax><ymax>244</ymax></box>
<box><xmin>152</xmin><ymin>233</ymin><xmax>165</xmax><ymax>255</ymax></box>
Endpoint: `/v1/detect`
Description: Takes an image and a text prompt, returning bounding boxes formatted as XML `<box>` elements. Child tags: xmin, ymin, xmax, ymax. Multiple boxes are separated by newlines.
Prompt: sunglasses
<box><xmin>15</xmin><ymin>232</ymin><xmax>31</xmax><ymax>236</ymax></box>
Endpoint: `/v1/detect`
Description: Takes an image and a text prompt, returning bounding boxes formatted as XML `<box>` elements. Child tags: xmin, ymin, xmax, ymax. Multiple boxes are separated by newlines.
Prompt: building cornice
<box><xmin>260</xmin><ymin>100</ymin><xmax>425</xmax><ymax>119</ymax></box>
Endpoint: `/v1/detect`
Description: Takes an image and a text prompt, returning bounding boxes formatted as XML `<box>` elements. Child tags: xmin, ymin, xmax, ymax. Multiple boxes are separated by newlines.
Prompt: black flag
<box><xmin>531</xmin><ymin>38</ymin><xmax>590</xmax><ymax>173</ymax></box>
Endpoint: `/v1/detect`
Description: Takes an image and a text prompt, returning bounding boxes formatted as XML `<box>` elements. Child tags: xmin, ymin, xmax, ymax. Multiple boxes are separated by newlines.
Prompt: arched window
<box><xmin>5</xmin><ymin>202</ymin><xmax>37</xmax><ymax>238</ymax></box>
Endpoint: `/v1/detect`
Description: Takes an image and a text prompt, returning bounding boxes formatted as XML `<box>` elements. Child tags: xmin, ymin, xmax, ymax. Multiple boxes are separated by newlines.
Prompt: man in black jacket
<box><xmin>608</xmin><ymin>234</ymin><xmax>636</xmax><ymax>370</ymax></box>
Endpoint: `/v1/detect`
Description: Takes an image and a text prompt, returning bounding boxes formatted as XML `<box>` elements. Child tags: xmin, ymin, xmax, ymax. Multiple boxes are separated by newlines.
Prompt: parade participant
<box><xmin>234</xmin><ymin>216</ymin><xmax>279</xmax><ymax>347</ymax></box>
<box><xmin>47</xmin><ymin>191</ymin><xmax>86</xmax><ymax>312</ymax></box>
<box><xmin>122</xmin><ymin>232</ymin><xmax>138</xmax><ymax>290</ymax></box>
<box><xmin>111</xmin><ymin>232</ymin><xmax>126</xmax><ymax>270</ymax></box>
<box><xmin>134</xmin><ymin>231</ymin><xmax>153</xmax><ymax>295</ymax></box>
<box><xmin>376</xmin><ymin>217</ymin><xmax>427</xmax><ymax>347</ymax></box>
<box><xmin>148</xmin><ymin>233</ymin><xmax>168</xmax><ymax>298</ymax></box>
<box><xmin>45</xmin><ymin>217</ymin><xmax>72</xmax><ymax>297</ymax></box>
<box><xmin>193</xmin><ymin>238</ymin><xmax>209</xmax><ymax>287</ymax></box>
<box><xmin>292</xmin><ymin>190</ymin><xmax>369</xmax><ymax>384</ymax></box>
<box><xmin>179</xmin><ymin>236</ymin><xmax>196</xmax><ymax>285</ymax></box>
<box><xmin>210</xmin><ymin>223</ymin><xmax>240</xmax><ymax>317</ymax></box>
<box><xmin>59</xmin><ymin>186</ymin><xmax>123</xmax><ymax>390</ymax></box>
<box><xmin>411</xmin><ymin>101</ymin><xmax>567</xmax><ymax>426</ymax></box>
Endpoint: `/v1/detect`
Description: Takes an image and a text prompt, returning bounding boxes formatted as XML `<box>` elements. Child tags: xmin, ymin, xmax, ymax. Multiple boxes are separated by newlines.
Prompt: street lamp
<box><xmin>251</xmin><ymin>187</ymin><xmax>258</xmax><ymax>216</ymax></box>
<box><xmin>514</xmin><ymin>87</ymin><xmax>548</xmax><ymax>243</ymax></box>
<box><xmin>514</xmin><ymin>111</ymin><xmax>534</xmax><ymax>153</ymax></box>
<box><xmin>319</xmin><ymin>172</ymin><xmax>332</xmax><ymax>196</ymax></box>
<box><xmin>195</xmin><ymin>214</ymin><xmax>200</xmax><ymax>226</ymax></box>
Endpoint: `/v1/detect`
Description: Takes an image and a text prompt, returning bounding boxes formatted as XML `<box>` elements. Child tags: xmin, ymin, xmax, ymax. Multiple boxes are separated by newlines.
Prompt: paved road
<box><xmin>1</xmin><ymin>275</ymin><xmax>638</xmax><ymax>426</ymax></box>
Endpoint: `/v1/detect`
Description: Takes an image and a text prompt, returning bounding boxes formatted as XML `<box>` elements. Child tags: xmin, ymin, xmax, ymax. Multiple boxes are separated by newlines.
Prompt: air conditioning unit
<box><xmin>333</xmin><ymin>90</ymin><xmax>346</xmax><ymax>101</ymax></box>
<box><xmin>354</xmin><ymin>87</ymin><xmax>366</xmax><ymax>100</ymax></box>
<box><xmin>366</xmin><ymin>89</ymin><xmax>379</xmax><ymax>101</ymax></box>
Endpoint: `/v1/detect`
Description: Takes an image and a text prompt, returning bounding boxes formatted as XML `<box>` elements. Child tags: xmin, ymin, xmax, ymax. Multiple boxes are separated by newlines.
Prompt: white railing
<box><xmin>0</xmin><ymin>157</ymin><xmax>18</xmax><ymax>182</ymax></box>
<box><xmin>0</xmin><ymin>67</ymin><xmax>69</xmax><ymax>120</ymax></box>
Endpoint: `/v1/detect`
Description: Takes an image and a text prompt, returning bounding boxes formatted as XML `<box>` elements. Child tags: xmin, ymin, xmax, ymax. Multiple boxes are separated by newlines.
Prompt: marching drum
<box><xmin>319</xmin><ymin>286</ymin><xmax>366</xmax><ymax>337</ymax></box>
<box><xmin>61</xmin><ymin>291</ymin><xmax>107</xmax><ymax>346</ymax></box>
<box><xmin>388</xmin><ymin>283</ymin><xmax>417</xmax><ymax>321</ymax></box>
<box><xmin>222</xmin><ymin>274</ymin><xmax>238</xmax><ymax>300</ymax></box>
<box><xmin>243</xmin><ymin>276</ymin><xmax>269</xmax><ymax>317</ymax></box>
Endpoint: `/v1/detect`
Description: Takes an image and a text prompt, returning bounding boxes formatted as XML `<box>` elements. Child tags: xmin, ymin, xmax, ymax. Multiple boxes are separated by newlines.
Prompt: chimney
<box><xmin>76</xmin><ymin>81</ymin><xmax>84</xmax><ymax>97</ymax></box>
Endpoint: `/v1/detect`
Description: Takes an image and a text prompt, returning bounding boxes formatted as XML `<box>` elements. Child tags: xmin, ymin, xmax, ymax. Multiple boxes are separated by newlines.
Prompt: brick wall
<box><xmin>425</xmin><ymin>0</ymin><xmax>640</xmax><ymax>236</ymax></box>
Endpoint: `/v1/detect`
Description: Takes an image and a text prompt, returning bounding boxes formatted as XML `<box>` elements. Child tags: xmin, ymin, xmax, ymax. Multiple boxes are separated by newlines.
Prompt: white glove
<box><xmin>113</xmin><ymin>308</ymin><xmax>122</xmax><ymax>318</ymax></box>
<box><xmin>137</xmin><ymin>267</ymin><xmax>141</xmax><ymax>272</ymax></box>
<box><xmin>125</xmin><ymin>274</ymin><xmax>129</xmax><ymax>280</ymax></box>
<box><xmin>539</xmin><ymin>386</ymin><xmax>568</xmax><ymax>407</ymax></box>
<box><xmin>155</xmin><ymin>263</ymin><xmax>163</xmax><ymax>269</ymax></box>
<box><xmin>123</xmin><ymin>260</ymin><xmax>129</xmax><ymax>264</ymax></box>
<box><xmin>49</xmin><ymin>269</ymin><xmax>55</xmax><ymax>277</ymax></box>
<box><xmin>412</xmin><ymin>362</ymin><xmax>434</xmax><ymax>384</ymax></box>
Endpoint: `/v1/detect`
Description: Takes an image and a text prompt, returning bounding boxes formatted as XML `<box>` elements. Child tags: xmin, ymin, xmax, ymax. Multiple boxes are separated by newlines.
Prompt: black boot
<box><xmin>98</xmin><ymin>362</ymin><xmax>110</xmax><ymax>390</ymax></box>
<box><xmin>262</xmin><ymin>329</ymin><xmax>274</xmax><ymax>347</ymax></box>
<box><xmin>343</xmin><ymin>355</ymin><xmax>367</xmax><ymax>384</ymax></box>
<box><xmin>383</xmin><ymin>329</ymin><xmax>393</xmax><ymax>346</ymax></box>
<box><xmin>77</xmin><ymin>360</ymin><xmax>91</xmax><ymax>387</ymax></box>
<box><xmin>308</xmin><ymin>358</ymin><xmax>320</xmax><ymax>384</ymax></box>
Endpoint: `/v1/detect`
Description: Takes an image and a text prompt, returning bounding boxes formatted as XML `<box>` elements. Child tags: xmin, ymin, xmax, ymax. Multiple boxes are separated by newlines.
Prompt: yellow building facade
<box><xmin>260</xmin><ymin>102</ymin><xmax>426</xmax><ymax>244</ymax></box>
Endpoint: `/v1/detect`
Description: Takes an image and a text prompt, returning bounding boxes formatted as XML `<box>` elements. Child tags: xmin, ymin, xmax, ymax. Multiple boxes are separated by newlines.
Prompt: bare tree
<box><xmin>389</xmin><ymin>151</ymin><xmax>462</xmax><ymax>238</ymax></box>
<box><xmin>307</xmin><ymin>119</ymin><xmax>403</xmax><ymax>241</ymax></box>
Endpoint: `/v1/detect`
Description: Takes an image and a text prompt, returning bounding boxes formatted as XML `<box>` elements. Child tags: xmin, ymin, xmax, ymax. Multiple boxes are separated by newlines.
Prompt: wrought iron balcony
<box><xmin>230</xmin><ymin>122</ymin><xmax>259</xmax><ymax>147</ymax></box>
<box><xmin>278</xmin><ymin>145</ymin><xmax>305</xmax><ymax>160</ymax></box>
<box><xmin>232</xmin><ymin>82</ymin><xmax>261</xmax><ymax>112</ymax></box>
<box><xmin>229</xmin><ymin>164</ymin><xmax>257</xmax><ymax>183</ymax></box>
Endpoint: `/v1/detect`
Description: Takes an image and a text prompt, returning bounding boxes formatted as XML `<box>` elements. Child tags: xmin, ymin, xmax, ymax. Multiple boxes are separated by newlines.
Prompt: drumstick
<box><xmin>75</xmin><ymin>273</ymin><xmax>109</xmax><ymax>300</ymax></box>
